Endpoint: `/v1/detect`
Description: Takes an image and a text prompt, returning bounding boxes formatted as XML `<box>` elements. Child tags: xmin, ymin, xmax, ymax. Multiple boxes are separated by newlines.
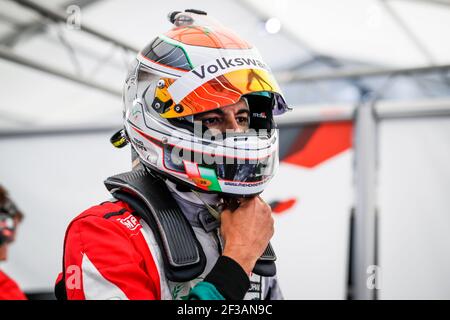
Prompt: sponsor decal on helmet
<box><xmin>168</xmin><ymin>55</ymin><xmax>271</xmax><ymax>104</ymax></box>
<box><xmin>183</xmin><ymin>160</ymin><xmax>222</xmax><ymax>192</ymax></box>
<box><xmin>191</xmin><ymin>57</ymin><xmax>270</xmax><ymax>80</ymax></box>
<box><xmin>133</xmin><ymin>138</ymin><xmax>147</xmax><ymax>152</ymax></box>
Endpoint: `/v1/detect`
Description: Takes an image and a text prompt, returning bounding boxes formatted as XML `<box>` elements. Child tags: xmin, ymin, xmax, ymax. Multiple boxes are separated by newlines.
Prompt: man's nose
<box><xmin>225</xmin><ymin>116</ymin><xmax>244</xmax><ymax>132</ymax></box>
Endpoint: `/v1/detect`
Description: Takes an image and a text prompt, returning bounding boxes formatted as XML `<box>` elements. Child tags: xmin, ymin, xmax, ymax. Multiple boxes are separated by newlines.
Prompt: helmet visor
<box><xmin>162</xmin><ymin>67</ymin><xmax>287</xmax><ymax>118</ymax></box>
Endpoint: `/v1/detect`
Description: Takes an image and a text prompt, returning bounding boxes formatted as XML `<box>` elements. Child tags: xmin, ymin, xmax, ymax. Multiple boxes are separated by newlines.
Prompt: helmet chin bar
<box><xmin>141</xmin><ymin>161</ymin><xmax>265</xmax><ymax>199</ymax></box>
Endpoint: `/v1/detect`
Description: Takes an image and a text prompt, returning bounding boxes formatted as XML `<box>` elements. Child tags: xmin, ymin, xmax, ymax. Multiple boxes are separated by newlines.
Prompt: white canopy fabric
<box><xmin>0</xmin><ymin>0</ymin><xmax>449</xmax><ymax>130</ymax></box>
<box><xmin>248</xmin><ymin>0</ymin><xmax>450</xmax><ymax>67</ymax></box>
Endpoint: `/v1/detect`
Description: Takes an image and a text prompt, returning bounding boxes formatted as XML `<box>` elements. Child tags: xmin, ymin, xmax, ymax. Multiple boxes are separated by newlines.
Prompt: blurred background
<box><xmin>0</xmin><ymin>0</ymin><xmax>449</xmax><ymax>299</ymax></box>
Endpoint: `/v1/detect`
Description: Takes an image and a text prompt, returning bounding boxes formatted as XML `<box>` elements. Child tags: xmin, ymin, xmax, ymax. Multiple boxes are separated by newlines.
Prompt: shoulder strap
<box><xmin>104</xmin><ymin>169</ymin><xmax>207</xmax><ymax>282</ymax></box>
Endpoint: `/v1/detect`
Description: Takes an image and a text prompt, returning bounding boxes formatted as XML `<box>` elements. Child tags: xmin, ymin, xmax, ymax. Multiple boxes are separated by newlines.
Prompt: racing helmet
<box><xmin>121</xmin><ymin>10</ymin><xmax>289</xmax><ymax>197</ymax></box>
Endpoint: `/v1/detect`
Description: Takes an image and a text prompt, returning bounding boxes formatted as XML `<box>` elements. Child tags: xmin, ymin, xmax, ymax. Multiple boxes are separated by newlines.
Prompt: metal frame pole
<box><xmin>0</xmin><ymin>46</ymin><xmax>121</xmax><ymax>97</ymax></box>
<box><xmin>352</xmin><ymin>96</ymin><xmax>379</xmax><ymax>300</ymax></box>
<box><xmin>276</xmin><ymin>64</ymin><xmax>450</xmax><ymax>83</ymax></box>
<box><xmin>275</xmin><ymin>98</ymin><xmax>450</xmax><ymax>126</ymax></box>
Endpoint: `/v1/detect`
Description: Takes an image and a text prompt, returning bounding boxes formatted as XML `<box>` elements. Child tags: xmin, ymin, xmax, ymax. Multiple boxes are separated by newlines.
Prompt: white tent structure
<box><xmin>0</xmin><ymin>0</ymin><xmax>449</xmax><ymax>299</ymax></box>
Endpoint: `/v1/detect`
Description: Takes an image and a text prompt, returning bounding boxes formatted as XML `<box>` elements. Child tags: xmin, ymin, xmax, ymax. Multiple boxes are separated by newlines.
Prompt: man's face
<box><xmin>194</xmin><ymin>99</ymin><xmax>250</xmax><ymax>133</ymax></box>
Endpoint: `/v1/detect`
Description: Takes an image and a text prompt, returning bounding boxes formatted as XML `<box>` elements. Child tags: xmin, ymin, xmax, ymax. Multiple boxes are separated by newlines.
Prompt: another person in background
<box><xmin>0</xmin><ymin>185</ymin><xmax>26</xmax><ymax>300</ymax></box>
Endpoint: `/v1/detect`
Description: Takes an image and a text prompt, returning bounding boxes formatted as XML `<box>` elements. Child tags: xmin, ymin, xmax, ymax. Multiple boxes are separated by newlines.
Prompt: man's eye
<box><xmin>203</xmin><ymin>117</ymin><xmax>221</xmax><ymax>125</ymax></box>
<box><xmin>236</xmin><ymin>117</ymin><xmax>249</xmax><ymax>124</ymax></box>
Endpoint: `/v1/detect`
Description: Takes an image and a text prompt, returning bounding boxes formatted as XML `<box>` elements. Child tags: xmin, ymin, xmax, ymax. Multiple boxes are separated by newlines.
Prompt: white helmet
<box><xmin>121</xmin><ymin>10</ymin><xmax>289</xmax><ymax>197</ymax></box>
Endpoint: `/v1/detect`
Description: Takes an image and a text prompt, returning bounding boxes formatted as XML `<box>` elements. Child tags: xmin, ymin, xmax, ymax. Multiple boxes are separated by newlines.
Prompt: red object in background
<box><xmin>270</xmin><ymin>198</ymin><xmax>298</xmax><ymax>214</ymax></box>
<box><xmin>283</xmin><ymin>122</ymin><xmax>352</xmax><ymax>168</ymax></box>
<box><xmin>0</xmin><ymin>270</ymin><xmax>27</xmax><ymax>300</ymax></box>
